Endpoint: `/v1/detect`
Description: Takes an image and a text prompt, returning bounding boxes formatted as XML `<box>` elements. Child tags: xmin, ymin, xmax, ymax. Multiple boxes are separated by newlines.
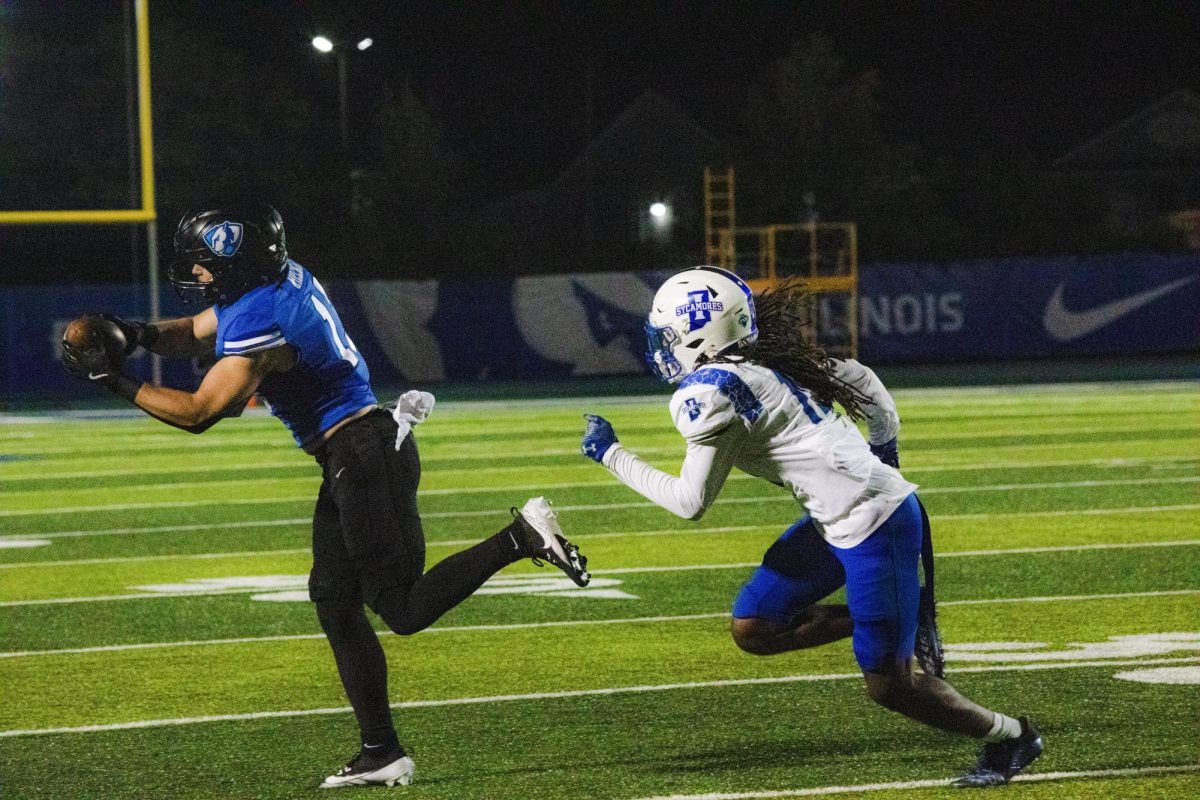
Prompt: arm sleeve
<box><xmin>600</xmin><ymin>424</ymin><xmax>744</xmax><ymax>520</ymax></box>
<box><xmin>218</xmin><ymin>309</ymin><xmax>286</xmax><ymax>358</ymax></box>
<box><xmin>832</xmin><ymin>358</ymin><xmax>900</xmax><ymax>445</ymax></box>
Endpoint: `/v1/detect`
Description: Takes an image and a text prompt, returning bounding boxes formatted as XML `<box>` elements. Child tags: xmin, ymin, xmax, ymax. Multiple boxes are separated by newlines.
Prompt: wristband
<box><xmin>107</xmin><ymin>373</ymin><xmax>144</xmax><ymax>403</ymax></box>
<box><xmin>139</xmin><ymin>323</ymin><xmax>159</xmax><ymax>351</ymax></box>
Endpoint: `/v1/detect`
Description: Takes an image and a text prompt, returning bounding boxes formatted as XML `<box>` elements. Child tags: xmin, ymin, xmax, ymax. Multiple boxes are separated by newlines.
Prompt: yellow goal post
<box><xmin>0</xmin><ymin>0</ymin><xmax>162</xmax><ymax>381</ymax></box>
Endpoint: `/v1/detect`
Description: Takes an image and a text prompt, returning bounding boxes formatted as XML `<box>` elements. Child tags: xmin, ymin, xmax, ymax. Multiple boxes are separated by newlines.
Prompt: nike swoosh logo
<box><xmin>87</xmin><ymin>372</ymin><xmax>110</xmax><ymax>380</ymax></box>
<box><xmin>1042</xmin><ymin>275</ymin><xmax>1198</xmax><ymax>342</ymax></box>
<box><xmin>335</xmin><ymin>467</ymin><xmax>345</xmax><ymax>479</ymax></box>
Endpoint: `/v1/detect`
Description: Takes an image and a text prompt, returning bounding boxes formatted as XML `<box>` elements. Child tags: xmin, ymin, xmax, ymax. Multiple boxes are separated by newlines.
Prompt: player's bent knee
<box><xmin>730</xmin><ymin>617</ymin><xmax>775</xmax><ymax>655</ymax></box>
<box><xmin>314</xmin><ymin>600</ymin><xmax>366</xmax><ymax>640</ymax></box>
<box><xmin>372</xmin><ymin>603</ymin><xmax>421</xmax><ymax>636</ymax></box>
<box><xmin>863</xmin><ymin>669</ymin><xmax>915</xmax><ymax>712</ymax></box>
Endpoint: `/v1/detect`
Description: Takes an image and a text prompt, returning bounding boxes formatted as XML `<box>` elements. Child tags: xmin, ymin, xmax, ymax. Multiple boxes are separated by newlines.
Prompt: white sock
<box><xmin>984</xmin><ymin>712</ymin><xmax>1023</xmax><ymax>743</ymax></box>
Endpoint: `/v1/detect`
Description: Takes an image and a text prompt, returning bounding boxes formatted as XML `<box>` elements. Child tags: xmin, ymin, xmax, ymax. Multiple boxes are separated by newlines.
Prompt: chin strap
<box><xmin>389</xmin><ymin>390</ymin><xmax>436</xmax><ymax>450</ymax></box>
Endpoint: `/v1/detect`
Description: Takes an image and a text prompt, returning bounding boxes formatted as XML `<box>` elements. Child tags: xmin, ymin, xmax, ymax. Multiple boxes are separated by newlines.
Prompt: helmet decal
<box><xmin>170</xmin><ymin>204</ymin><xmax>287</xmax><ymax>305</ymax></box>
<box><xmin>202</xmin><ymin>221</ymin><xmax>244</xmax><ymax>257</ymax></box>
<box><xmin>645</xmin><ymin>266</ymin><xmax>758</xmax><ymax>383</ymax></box>
<box><xmin>675</xmin><ymin>289</ymin><xmax>724</xmax><ymax>331</ymax></box>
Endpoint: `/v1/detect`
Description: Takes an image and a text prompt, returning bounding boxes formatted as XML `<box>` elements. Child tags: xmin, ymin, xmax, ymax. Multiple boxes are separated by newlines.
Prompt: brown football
<box><xmin>63</xmin><ymin>315</ymin><xmax>127</xmax><ymax>368</ymax></box>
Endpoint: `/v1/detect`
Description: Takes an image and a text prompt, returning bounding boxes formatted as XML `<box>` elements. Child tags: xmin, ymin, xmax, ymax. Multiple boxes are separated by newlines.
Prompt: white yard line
<box><xmin>3</xmin><ymin>475</ymin><xmax>1199</xmax><ymax>518</ymax></box>
<box><xmin>1</xmin><ymin>453</ymin><xmax>1194</xmax><ymax>484</ymax></box>
<box><xmin>0</xmin><ymin>613</ymin><xmax>732</xmax><ymax>659</ymax></box>
<box><xmin>4</xmin><ymin>585</ymin><xmax>1199</xmax><ymax>659</ymax></box>
<box><xmin>1</xmin><ymin>655</ymin><xmax>1195</xmax><ymax>738</ymax></box>
<box><xmin>4</xmin><ymin>412</ymin><xmax>1196</xmax><ymax>458</ymax></box>
<box><xmin>4</xmin><ymin>455</ymin><xmax>1196</xmax><ymax>494</ymax></box>
<box><xmin>936</xmin><ymin>503</ymin><xmax>1200</xmax><ymax>521</ymax></box>
<box><xmin>5</xmin><ymin>535</ymin><xmax>1197</xmax><ymax>571</ymax></box>
<box><xmin>0</xmin><ymin>564</ymin><xmax>1193</xmax><ymax>612</ymax></box>
<box><xmin>6</xmin><ymin>502</ymin><xmax>1200</xmax><ymax>543</ymax></box>
<box><xmin>626</xmin><ymin>764</ymin><xmax>1200</xmax><ymax>800</ymax></box>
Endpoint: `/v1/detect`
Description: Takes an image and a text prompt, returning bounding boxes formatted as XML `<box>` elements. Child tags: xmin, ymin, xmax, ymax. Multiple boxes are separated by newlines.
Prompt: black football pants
<box><xmin>308</xmin><ymin>409</ymin><xmax>523</xmax><ymax>747</ymax></box>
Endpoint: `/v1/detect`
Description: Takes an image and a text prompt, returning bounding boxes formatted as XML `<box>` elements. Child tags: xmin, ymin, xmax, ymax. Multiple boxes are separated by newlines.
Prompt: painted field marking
<box><xmin>7</xmin><ymin>502</ymin><xmax>1200</xmax><ymax>544</ymax></box>
<box><xmin>5</xmin><ymin>455</ymin><xmax>1197</xmax><ymax>497</ymax></box>
<box><xmin>6</xmin><ymin>535</ymin><xmax>1198</xmax><ymax>572</ymax></box>
<box><xmin>0</xmin><ymin>539</ymin><xmax>51</xmax><ymax>550</ymax></box>
<box><xmin>0</xmin><ymin>655</ymin><xmax>1195</xmax><ymax>738</ymax></box>
<box><xmin>3</xmin><ymin>474</ymin><xmax>1199</xmax><ymax>518</ymax></box>
<box><xmin>626</xmin><ymin>764</ymin><xmax>1200</xmax><ymax>800</ymax></box>
<box><xmin>0</xmin><ymin>559</ymin><xmax>1193</xmax><ymax>610</ymax></box>
<box><xmin>5</xmin><ymin>412</ymin><xmax>1197</xmax><ymax>459</ymax></box>
<box><xmin>4</xmin><ymin>452</ymin><xmax>1197</xmax><ymax>486</ymax></box>
<box><xmin>0</xmin><ymin>613</ymin><xmax>732</xmax><ymax>659</ymax></box>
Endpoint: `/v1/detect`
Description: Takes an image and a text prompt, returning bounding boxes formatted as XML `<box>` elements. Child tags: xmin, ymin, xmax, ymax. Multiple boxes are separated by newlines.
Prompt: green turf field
<box><xmin>1</xmin><ymin>381</ymin><xmax>1198</xmax><ymax>799</ymax></box>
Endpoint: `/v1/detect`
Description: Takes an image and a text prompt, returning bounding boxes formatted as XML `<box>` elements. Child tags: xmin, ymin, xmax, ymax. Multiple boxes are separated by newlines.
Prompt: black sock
<box><xmin>373</xmin><ymin>528</ymin><xmax>524</xmax><ymax>635</ymax></box>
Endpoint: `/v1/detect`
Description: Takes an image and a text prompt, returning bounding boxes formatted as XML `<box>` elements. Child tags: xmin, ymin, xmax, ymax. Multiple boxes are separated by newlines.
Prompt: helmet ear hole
<box><xmin>684</xmin><ymin>339</ymin><xmax>705</xmax><ymax>349</ymax></box>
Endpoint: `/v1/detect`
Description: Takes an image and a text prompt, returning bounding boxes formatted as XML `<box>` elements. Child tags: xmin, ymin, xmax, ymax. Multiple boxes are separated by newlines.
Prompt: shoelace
<box><xmin>509</xmin><ymin>506</ymin><xmax>547</xmax><ymax>567</ymax></box>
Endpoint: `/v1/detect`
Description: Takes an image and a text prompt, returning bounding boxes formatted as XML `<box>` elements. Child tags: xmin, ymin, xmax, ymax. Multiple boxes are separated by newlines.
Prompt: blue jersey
<box><xmin>214</xmin><ymin>262</ymin><xmax>377</xmax><ymax>447</ymax></box>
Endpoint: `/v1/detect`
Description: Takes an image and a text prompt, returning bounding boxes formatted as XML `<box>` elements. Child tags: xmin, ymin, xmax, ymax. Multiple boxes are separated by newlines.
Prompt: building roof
<box><xmin>1055</xmin><ymin>90</ymin><xmax>1200</xmax><ymax>170</ymax></box>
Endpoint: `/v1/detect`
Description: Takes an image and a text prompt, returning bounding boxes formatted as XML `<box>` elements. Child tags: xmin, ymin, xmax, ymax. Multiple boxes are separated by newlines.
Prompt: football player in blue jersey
<box><xmin>579</xmin><ymin>268</ymin><xmax>1043</xmax><ymax>788</ymax></box>
<box><xmin>60</xmin><ymin>204</ymin><xmax>591</xmax><ymax>789</ymax></box>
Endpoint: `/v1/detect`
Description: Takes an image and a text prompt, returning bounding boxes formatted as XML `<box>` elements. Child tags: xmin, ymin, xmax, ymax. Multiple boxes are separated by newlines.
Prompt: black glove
<box><xmin>99</xmin><ymin>313</ymin><xmax>156</xmax><ymax>355</ymax></box>
<box><xmin>870</xmin><ymin>437</ymin><xmax>900</xmax><ymax>469</ymax></box>
<box><xmin>61</xmin><ymin>341</ymin><xmax>142</xmax><ymax>401</ymax></box>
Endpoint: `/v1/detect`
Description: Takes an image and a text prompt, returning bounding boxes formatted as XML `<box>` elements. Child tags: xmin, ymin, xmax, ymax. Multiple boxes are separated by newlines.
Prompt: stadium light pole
<box><xmin>313</xmin><ymin>36</ymin><xmax>373</xmax><ymax>215</ymax></box>
<box><xmin>312</xmin><ymin>35</ymin><xmax>373</xmax><ymax>152</ymax></box>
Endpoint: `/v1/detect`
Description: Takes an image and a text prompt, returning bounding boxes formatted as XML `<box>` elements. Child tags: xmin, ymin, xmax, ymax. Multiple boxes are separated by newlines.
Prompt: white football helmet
<box><xmin>645</xmin><ymin>266</ymin><xmax>758</xmax><ymax>382</ymax></box>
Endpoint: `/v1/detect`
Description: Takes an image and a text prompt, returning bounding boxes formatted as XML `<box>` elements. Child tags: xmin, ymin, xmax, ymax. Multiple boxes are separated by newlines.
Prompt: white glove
<box><xmin>391</xmin><ymin>390</ymin><xmax>436</xmax><ymax>450</ymax></box>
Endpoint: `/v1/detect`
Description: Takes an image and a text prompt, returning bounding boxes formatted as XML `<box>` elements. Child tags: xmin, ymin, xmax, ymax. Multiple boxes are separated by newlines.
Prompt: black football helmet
<box><xmin>168</xmin><ymin>204</ymin><xmax>288</xmax><ymax>304</ymax></box>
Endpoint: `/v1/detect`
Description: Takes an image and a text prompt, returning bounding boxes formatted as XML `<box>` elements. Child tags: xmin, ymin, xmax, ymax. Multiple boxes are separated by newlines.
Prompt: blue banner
<box><xmin>2</xmin><ymin>253</ymin><xmax>1196</xmax><ymax>398</ymax></box>
<box><xmin>856</xmin><ymin>253</ymin><xmax>1200</xmax><ymax>362</ymax></box>
<box><xmin>0</xmin><ymin>286</ymin><xmax>200</xmax><ymax>399</ymax></box>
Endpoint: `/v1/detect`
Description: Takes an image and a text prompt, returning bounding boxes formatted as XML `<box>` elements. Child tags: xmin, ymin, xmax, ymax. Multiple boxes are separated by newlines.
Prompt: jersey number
<box><xmin>311</xmin><ymin>294</ymin><xmax>360</xmax><ymax>367</ymax></box>
<box><xmin>773</xmin><ymin>370</ymin><xmax>830</xmax><ymax>424</ymax></box>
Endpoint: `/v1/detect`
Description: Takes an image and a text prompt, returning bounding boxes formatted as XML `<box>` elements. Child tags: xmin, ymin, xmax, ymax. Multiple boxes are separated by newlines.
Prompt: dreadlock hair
<box><xmin>713</xmin><ymin>280</ymin><xmax>871</xmax><ymax>421</ymax></box>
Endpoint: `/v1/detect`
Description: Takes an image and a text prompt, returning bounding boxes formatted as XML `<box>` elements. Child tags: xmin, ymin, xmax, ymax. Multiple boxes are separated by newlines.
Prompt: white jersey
<box><xmin>602</xmin><ymin>359</ymin><xmax>916</xmax><ymax>548</ymax></box>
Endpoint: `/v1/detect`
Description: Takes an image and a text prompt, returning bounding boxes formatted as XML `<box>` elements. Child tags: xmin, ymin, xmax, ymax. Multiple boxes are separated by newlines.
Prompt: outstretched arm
<box><xmin>582</xmin><ymin>414</ymin><xmax>744</xmax><ymax>520</ymax></box>
<box><xmin>104</xmin><ymin>307</ymin><xmax>217</xmax><ymax>359</ymax></box>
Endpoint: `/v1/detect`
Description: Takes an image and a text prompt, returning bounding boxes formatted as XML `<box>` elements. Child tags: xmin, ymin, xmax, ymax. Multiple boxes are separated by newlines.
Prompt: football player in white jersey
<box><xmin>580</xmin><ymin>267</ymin><xmax>1043</xmax><ymax>787</ymax></box>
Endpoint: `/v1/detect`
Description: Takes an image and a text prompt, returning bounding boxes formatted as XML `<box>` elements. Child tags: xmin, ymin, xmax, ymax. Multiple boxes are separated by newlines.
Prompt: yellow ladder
<box><xmin>703</xmin><ymin>166</ymin><xmax>736</xmax><ymax>267</ymax></box>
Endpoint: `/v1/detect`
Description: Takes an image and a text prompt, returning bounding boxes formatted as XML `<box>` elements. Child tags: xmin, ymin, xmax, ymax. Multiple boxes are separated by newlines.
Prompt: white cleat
<box><xmin>514</xmin><ymin>496</ymin><xmax>591</xmax><ymax>587</ymax></box>
<box><xmin>320</xmin><ymin>749</ymin><xmax>415</xmax><ymax>788</ymax></box>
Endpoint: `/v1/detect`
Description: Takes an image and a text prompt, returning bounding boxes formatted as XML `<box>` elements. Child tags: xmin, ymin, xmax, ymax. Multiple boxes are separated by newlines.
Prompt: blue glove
<box><xmin>870</xmin><ymin>437</ymin><xmax>900</xmax><ymax>469</ymax></box>
<box><xmin>581</xmin><ymin>414</ymin><xmax>618</xmax><ymax>463</ymax></box>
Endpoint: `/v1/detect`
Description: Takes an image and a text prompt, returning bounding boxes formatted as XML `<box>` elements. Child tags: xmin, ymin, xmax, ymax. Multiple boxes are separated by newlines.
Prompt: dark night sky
<box><xmin>341</xmin><ymin>1</ymin><xmax>1200</xmax><ymax>186</ymax></box>
<box><xmin>3</xmin><ymin>1</ymin><xmax>1200</xmax><ymax>281</ymax></box>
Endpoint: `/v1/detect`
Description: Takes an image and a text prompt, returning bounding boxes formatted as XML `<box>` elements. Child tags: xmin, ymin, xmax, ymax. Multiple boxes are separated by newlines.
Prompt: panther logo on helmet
<box><xmin>169</xmin><ymin>204</ymin><xmax>288</xmax><ymax>305</ymax></box>
<box><xmin>202</xmin><ymin>221</ymin><xmax>243</xmax><ymax>257</ymax></box>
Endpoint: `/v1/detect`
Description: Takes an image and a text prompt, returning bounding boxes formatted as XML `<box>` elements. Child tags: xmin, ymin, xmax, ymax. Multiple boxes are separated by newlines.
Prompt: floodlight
<box><xmin>357</xmin><ymin>38</ymin><xmax>374</xmax><ymax>51</ymax></box>
<box><xmin>312</xmin><ymin>36</ymin><xmax>334</xmax><ymax>53</ymax></box>
<box><xmin>649</xmin><ymin>202</ymin><xmax>668</xmax><ymax>219</ymax></box>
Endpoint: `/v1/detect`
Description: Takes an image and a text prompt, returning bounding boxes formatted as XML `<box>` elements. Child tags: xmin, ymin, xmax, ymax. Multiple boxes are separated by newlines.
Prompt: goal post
<box><xmin>0</xmin><ymin>0</ymin><xmax>162</xmax><ymax>382</ymax></box>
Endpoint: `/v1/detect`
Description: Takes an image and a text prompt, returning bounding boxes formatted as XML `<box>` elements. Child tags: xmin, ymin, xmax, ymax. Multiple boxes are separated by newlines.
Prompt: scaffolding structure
<box><xmin>702</xmin><ymin>166</ymin><xmax>859</xmax><ymax>358</ymax></box>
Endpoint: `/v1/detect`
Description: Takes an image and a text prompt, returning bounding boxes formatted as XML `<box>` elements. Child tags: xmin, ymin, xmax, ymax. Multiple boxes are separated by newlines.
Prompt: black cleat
<box><xmin>953</xmin><ymin>718</ymin><xmax>1044</xmax><ymax>788</ymax></box>
<box><xmin>512</xmin><ymin>496</ymin><xmax>590</xmax><ymax>587</ymax></box>
<box><xmin>915</xmin><ymin>586</ymin><xmax>945</xmax><ymax>678</ymax></box>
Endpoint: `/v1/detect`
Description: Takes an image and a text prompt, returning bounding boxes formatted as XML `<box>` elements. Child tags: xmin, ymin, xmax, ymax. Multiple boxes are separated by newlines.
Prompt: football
<box><xmin>62</xmin><ymin>314</ymin><xmax>127</xmax><ymax>369</ymax></box>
